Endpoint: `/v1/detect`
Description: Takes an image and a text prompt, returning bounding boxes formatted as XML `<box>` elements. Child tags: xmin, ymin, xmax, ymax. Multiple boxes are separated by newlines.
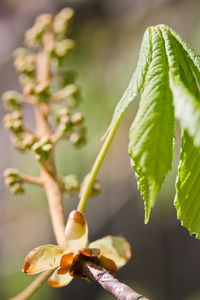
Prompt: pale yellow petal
<box><xmin>65</xmin><ymin>210</ymin><xmax>88</xmax><ymax>250</ymax></box>
<box><xmin>48</xmin><ymin>268</ymin><xmax>73</xmax><ymax>288</ymax></box>
<box><xmin>22</xmin><ymin>244</ymin><xmax>68</xmax><ymax>274</ymax></box>
<box><xmin>89</xmin><ymin>236</ymin><xmax>131</xmax><ymax>269</ymax></box>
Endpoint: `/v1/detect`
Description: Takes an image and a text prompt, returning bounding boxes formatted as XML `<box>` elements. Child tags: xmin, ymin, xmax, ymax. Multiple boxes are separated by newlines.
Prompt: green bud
<box><xmin>53</xmin><ymin>8</ymin><xmax>74</xmax><ymax>36</ymax></box>
<box><xmin>55</xmin><ymin>39</ymin><xmax>75</xmax><ymax>57</ymax></box>
<box><xmin>19</xmin><ymin>74</ymin><xmax>35</xmax><ymax>86</ymax></box>
<box><xmin>91</xmin><ymin>182</ymin><xmax>101</xmax><ymax>197</ymax></box>
<box><xmin>23</xmin><ymin>83</ymin><xmax>35</xmax><ymax>95</ymax></box>
<box><xmin>34</xmin><ymin>82</ymin><xmax>50</xmax><ymax>102</ymax></box>
<box><xmin>60</xmin><ymin>107</ymin><xmax>70</xmax><ymax>116</ymax></box>
<box><xmin>13</xmin><ymin>48</ymin><xmax>35</xmax><ymax>74</ymax></box>
<box><xmin>5</xmin><ymin>176</ymin><xmax>20</xmax><ymax>187</ymax></box>
<box><xmin>52</xmin><ymin>84</ymin><xmax>78</xmax><ymax>102</ymax></box>
<box><xmin>3</xmin><ymin>112</ymin><xmax>24</xmax><ymax>134</ymax></box>
<box><xmin>4</xmin><ymin>168</ymin><xmax>20</xmax><ymax>178</ymax></box>
<box><xmin>2</xmin><ymin>90</ymin><xmax>22</xmax><ymax>110</ymax></box>
<box><xmin>61</xmin><ymin>115</ymin><xmax>71</xmax><ymax>126</ymax></box>
<box><xmin>71</xmin><ymin>112</ymin><xmax>84</xmax><ymax>125</ymax></box>
<box><xmin>11</xmin><ymin>135</ymin><xmax>25</xmax><ymax>151</ymax></box>
<box><xmin>4</xmin><ymin>168</ymin><xmax>24</xmax><ymax>194</ymax></box>
<box><xmin>69</xmin><ymin>130</ymin><xmax>86</xmax><ymax>146</ymax></box>
<box><xmin>11</xmin><ymin>183</ymin><xmax>25</xmax><ymax>194</ymax></box>
<box><xmin>22</xmin><ymin>134</ymin><xmax>36</xmax><ymax>150</ymax></box>
<box><xmin>24</xmin><ymin>14</ymin><xmax>53</xmax><ymax>48</ymax></box>
<box><xmin>32</xmin><ymin>136</ymin><xmax>53</xmax><ymax>160</ymax></box>
<box><xmin>62</xmin><ymin>174</ymin><xmax>79</xmax><ymax>193</ymax></box>
<box><xmin>35</xmin><ymin>13</ymin><xmax>53</xmax><ymax>29</ymax></box>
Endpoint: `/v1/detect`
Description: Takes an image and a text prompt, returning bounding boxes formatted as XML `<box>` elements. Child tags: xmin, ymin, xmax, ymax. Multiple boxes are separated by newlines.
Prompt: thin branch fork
<box><xmin>81</xmin><ymin>261</ymin><xmax>149</xmax><ymax>300</ymax></box>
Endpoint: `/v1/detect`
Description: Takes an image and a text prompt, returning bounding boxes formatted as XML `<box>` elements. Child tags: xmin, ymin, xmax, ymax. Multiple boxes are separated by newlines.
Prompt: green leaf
<box><xmin>129</xmin><ymin>27</ymin><xmax>175</xmax><ymax>222</ymax></box>
<box><xmin>160</xmin><ymin>25</ymin><xmax>200</xmax><ymax>147</ymax></box>
<box><xmin>103</xmin><ymin>27</ymin><xmax>152</xmax><ymax>138</ymax></box>
<box><xmin>105</xmin><ymin>23</ymin><xmax>200</xmax><ymax>235</ymax></box>
<box><xmin>175</xmin><ymin>132</ymin><xmax>200</xmax><ymax>239</ymax></box>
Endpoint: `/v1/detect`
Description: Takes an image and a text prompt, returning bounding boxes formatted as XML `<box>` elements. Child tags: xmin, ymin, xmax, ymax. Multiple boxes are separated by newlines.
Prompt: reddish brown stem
<box><xmin>34</xmin><ymin>32</ymin><xmax>66</xmax><ymax>247</ymax></box>
<box><xmin>21</xmin><ymin>174</ymin><xmax>43</xmax><ymax>186</ymax></box>
<box><xmin>41</xmin><ymin>166</ymin><xmax>66</xmax><ymax>246</ymax></box>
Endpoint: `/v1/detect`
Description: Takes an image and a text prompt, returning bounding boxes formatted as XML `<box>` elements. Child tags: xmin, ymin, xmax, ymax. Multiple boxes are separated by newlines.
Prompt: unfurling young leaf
<box><xmin>106</xmin><ymin>24</ymin><xmax>200</xmax><ymax>237</ymax></box>
<box><xmin>129</xmin><ymin>27</ymin><xmax>174</xmax><ymax>223</ymax></box>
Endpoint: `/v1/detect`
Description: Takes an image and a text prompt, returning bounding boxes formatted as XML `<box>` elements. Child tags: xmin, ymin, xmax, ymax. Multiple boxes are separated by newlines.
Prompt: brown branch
<box><xmin>81</xmin><ymin>261</ymin><xmax>149</xmax><ymax>300</ymax></box>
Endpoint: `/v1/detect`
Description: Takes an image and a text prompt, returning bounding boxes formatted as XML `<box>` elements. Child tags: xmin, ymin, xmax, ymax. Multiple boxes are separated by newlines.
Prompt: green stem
<box><xmin>77</xmin><ymin>117</ymin><xmax>122</xmax><ymax>213</ymax></box>
<box><xmin>9</xmin><ymin>270</ymin><xmax>52</xmax><ymax>300</ymax></box>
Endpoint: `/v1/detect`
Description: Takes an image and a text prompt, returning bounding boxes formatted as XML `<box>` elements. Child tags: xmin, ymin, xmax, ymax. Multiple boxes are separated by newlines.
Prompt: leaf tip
<box><xmin>144</xmin><ymin>204</ymin><xmax>151</xmax><ymax>224</ymax></box>
<box><xmin>22</xmin><ymin>261</ymin><xmax>31</xmax><ymax>274</ymax></box>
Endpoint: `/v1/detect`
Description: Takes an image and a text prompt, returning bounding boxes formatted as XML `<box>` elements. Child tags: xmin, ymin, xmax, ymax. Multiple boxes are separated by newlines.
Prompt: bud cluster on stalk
<box><xmin>2</xmin><ymin>8</ymin><xmax>99</xmax><ymax>198</ymax></box>
<box><xmin>4</xmin><ymin>168</ymin><xmax>25</xmax><ymax>194</ymax></box>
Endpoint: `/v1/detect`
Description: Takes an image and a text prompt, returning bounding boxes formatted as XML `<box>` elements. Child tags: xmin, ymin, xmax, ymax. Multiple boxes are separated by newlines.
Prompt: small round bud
<box><xmin>32</xmin><ymin>136</ymin><xmax>53</xmax><ymax>160</ymax></box>
<box><xmin>55</xmin><ymin>39</ymin><xmax>75</xmax><ymax>57</ymax></box>
<box><xmin>61</xmin><ymin>115</ymin><xmax>71</xmax><ymax>125</ymax></box>
<box><xmin>2</xmin><ymin>90</ymin><xmax>22</xmax><ymax>110</ymax></box>
<box><xmin>71</xmin><ymin>112</ymin><xmax>84</xmax><ymax>125</ymax></box>
<box><xmin>23</xmin><ymin>83</ymin><xmax>35</xmax><ymax>95</ymax></box>
<box><xmin>34</xmin><ymin>82</ymin><xmax>50</xmax><ymax>102</ymax></box>
<box><xmin>11</xmin><ymin>183</ymin><xmax>25</xmax><ymax>194</ymax></box>
<box><xmin>53</xmin><ymin>8</ymin><xmax>74</xmax><ymax>36</ymax></box>
<box><xmin>3</xmin><ymin>112</ymin><xmax>24</xmax><ymax>134</ymax></box>
<box><xmin>24</xmin><ymin>14</ymin><xmax>53</xmax><ymax>48</ymax></box>
<box><xmin>91</xmin><ymin>182</ymin><xmax>101</xmax><ymax>197</ymax></box>
<box><xmin>60</xmin><ymin>107</ymin><xmax>70</xmax><ymax>116</ymax></box>
<box><xmin>62</xmin><ymin>174</ymin><xmax>79</xmax><ymax>193</ymax></box>
<box><xmin>52</xmin><ymin>84</ymin><xmax>78</xmax><ymax>103</ymax></box>
<box><xmin>35</xmin><ymin>13</ymin><xmax>53</xmax><ymax>28</ymax></box>
<box><xmin>4</xmin><ymin>168</ymin><xmax>25</xmax><ymax>194</ymax></box>
<box><xmin>22</xmin><ymin>134</ymin><xmax>36</xmax><ymax>149</ymax></box>
<box><xmin>4</xmin><ymin>168</ymin><xmax>20</xmax><ymax>178</ymax></box>
<box><xmin>69</xmin><ymin>131</ymin><xmax>85</xmax><ymax>146</ymax></box>
<box><xmin>13</xmin><ymin>48</ymin><xmax>35</xmax><ymax>74</ymax></box>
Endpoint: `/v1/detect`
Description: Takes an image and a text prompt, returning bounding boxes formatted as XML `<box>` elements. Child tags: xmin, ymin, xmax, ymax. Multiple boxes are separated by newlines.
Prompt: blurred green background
<box><xmin>0</xmin><ymin>0</ymin><xmax>200</xmax><ymax>299</ymax></box>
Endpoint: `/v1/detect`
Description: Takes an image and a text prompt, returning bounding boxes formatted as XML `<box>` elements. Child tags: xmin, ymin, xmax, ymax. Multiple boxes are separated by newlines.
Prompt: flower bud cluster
<box><xmin>4</xmin><ymin>168</ymin><xmax>25</xmax><ymax>194</ymax></box>
<box><xmin>11</xmin><ymin>134</ymin><xmax>36</xmax><ymax>152</ymax></box>
<box><xmin>3</xmin><ymin>111</ymin><xmax>36</xmax><ymax>151</ymax></box>
<box><xmin>32</xmin><ymin>136</ymin><xmax>53</xmax><ymax>161</ymax></box>
<box><xmin>13</xmin><ymin>48</ymin><xmax>35</xmax><ymax>74</ymax></box>
<box><xmin>2</xmin><ymin>90</ymin><xmax>22</xmax><ymax>110</ymax></box>
<box><xmin>53</xmin><ymin>8</ymin><xmax>74</xmax><ymax>37</ymax></box>
<box><xmin>60</xmin><ymin>174</ymin><xmax>79</xmax><ymax>194</ymax></box>
<box><xmin>25</xmin><ymin>14</ymin><xmax>53</xmax><ymax>48</ymax></box>
<box><xmin>3</xmin><ymin>8</ymin><xmax>89</xmax><ymax>197</ymax></box>
<box><xmin>55</xmin><ymin>108</ymin><xmax>86</xmax><ymax>146</ymax></box>
<box><xmin>3</xmin><ymin>111</ymin><xmax>24</xmax><ymax>134</ymax></box>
